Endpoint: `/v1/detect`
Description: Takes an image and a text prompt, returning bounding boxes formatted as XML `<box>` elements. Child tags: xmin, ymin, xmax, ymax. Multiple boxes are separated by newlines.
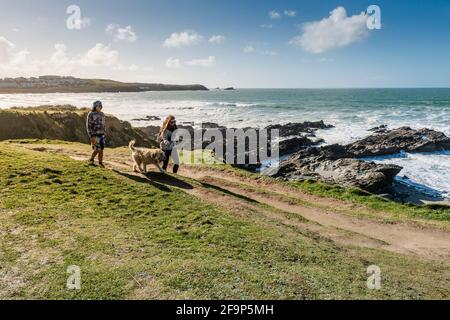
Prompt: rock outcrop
<box><xmin>266</xmin><ymin>121</ymin><xmax>334</xmax><ymax>137</ymax></box>
<box><xmin>346</xmin><ymin>126</ymin><xmax>450</xmax><ymax>157</ymax></box>
<box><xmin>269</xmin><ymin>127</ymin><xmax>450</xmax><ymax>194</ymax></box>
<box><xmin>0</xmin><ymin>106</ymin><xmax>156</xmax><ymax>148</ymax></box>
<box><xmin>270</xmin><ymin>149</ymin><xmax>402</xmax><ymax>194</ymax></box>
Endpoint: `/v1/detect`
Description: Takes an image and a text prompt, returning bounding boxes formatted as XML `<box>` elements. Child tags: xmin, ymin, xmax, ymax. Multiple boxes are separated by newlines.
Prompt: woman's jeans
<box><xmin>162</xmin><ymin>148</ymin><xmax>180</xmax><ymax>173</ymax></box>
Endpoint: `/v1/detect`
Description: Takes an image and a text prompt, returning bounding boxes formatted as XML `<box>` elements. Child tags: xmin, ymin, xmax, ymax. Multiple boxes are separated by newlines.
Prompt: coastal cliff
<box><xmin>0</xmin><ymin>76</ymin><xmax>209</xmax><ymax>94</ymax></box>
<box><xmin>0</xmin><ymin>105</ymin><xmax>156</xmax><ymax>147</ymax></box>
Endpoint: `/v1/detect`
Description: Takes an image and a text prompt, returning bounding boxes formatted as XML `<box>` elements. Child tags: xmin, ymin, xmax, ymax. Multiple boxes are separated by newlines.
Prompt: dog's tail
<box><xmin>129</xmin><ymin>140</ymin><xmax>136</xmax><ymax>151</ymax></box>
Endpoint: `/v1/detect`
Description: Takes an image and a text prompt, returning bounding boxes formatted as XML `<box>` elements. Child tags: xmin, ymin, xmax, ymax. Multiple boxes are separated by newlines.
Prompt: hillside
<box><xmin>0</xmin><ymin>106</ymin><xmax>156</xmax><ymax>148</ymax></box>
<box><xmin>0</xmin><ymin>140</ymin><xmax>449</xmax><ymax>299</ymax></box>
<box><xmin>0</xmin><ymin>77</ymin><xmax>209</xmax><ymax>94</ymax></box>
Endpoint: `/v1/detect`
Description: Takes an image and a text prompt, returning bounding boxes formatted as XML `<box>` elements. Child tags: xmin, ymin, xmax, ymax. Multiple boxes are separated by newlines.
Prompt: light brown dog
<box><xmin>129</xmin><ymin>140</ymin><xmax>166</xmax><ymax>174</ymax></box>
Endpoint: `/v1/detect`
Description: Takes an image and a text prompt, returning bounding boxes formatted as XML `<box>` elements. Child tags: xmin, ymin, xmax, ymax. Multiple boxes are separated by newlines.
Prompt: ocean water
<box><xmin>1</xmin><ymin>88</ymin><xmax>449</xmax><ymax>198</ymax></box>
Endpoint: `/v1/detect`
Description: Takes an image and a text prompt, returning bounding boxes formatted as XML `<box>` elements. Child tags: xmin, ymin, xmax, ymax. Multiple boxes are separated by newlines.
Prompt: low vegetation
<box><xmin>1</xmin><ymin>142</ymin><xmax>449</xmax><ymax>299</ymax></box>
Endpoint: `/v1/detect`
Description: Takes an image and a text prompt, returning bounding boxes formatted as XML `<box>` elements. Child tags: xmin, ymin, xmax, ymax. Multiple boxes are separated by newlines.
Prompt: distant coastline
<box><xmin>0</xmin><ymin>76</ymin><xmax>209</xmax><ymax>94</ymax></box>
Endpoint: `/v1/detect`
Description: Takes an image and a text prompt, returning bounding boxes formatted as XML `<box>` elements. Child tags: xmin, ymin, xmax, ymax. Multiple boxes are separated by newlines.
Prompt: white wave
<box><xmin>363</xmin><ymin>151</ymin><xmax>450</xmax><ymax>199</ymax></box>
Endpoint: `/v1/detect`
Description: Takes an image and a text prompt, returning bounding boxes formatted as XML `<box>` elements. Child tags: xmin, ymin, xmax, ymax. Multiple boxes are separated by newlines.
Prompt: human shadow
<box><xmin>112</xmin><ymin>169</ymin><xmax>172</xmax><ymax>193</ymax></box>
<box><xmin>200</xmin><ymin>181</ymin><xmax>258</xmax><ymax>203</ymax></box>
<box><xmin>144</xmin><ymin>171</ymin><xmax>194</xmax><ymax>190</ymax></box>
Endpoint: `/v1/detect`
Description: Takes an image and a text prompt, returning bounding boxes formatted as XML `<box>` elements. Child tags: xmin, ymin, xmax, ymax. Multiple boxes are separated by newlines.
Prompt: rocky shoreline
<box><xmin>267</xmin><ymin>126</ymin><xmax>450</xmax><ymax>202</ymax></box>
<box><xmin>1</xmin><ymin>105</ymin><xmax>449</xmax><ymax>205</ymax></box>
<box><xmin>140</xmin><ymin>120</ymin><xmax>450</xmax><ymax>203</ymax></box>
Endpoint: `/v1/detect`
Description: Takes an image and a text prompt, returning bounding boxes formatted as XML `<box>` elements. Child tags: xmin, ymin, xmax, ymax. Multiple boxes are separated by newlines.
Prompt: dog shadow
<box><xmin>144</xmin><ymin>172</ymin><xmax>194</xmax><ymax>190</ymax></box>
<box><xmin>112</xmin><ymin>169</ymin><xmax>193</xmax><ymax>191</ymax></box>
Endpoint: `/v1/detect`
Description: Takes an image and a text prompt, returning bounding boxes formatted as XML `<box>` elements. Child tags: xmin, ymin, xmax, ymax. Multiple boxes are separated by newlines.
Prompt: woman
<box><xmin>158</xmin><ymin>115</ymin><xmax>180</xmax><ymax>174</ymax></box>
<box><xmin>86</xmin><ymin>100</ymin><xmax>106</xmax><ymax>167</ymax></box>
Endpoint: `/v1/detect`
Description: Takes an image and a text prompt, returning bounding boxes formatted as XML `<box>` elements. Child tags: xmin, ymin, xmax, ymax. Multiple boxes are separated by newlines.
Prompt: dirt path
<box><xmin>18</xmin><ymin>143</ymin><xmax>450</xmax><ymax>261</ymax></box>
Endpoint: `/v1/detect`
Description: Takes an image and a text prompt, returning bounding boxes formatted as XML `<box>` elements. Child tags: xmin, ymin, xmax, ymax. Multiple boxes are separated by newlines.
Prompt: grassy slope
<box><xmin>204</xmin><ymin>165</ymin><xmax>450</xmax><ymax>225</ymax></box>
<box><xmin>1</xmin><ymin>143</ymin><xmax>449</xmax><ymax>299</ymax></box>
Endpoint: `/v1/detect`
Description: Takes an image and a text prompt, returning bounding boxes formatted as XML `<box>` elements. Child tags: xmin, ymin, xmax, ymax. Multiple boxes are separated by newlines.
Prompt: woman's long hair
<box><xmin>159</xmin><ymin>115</ymin><xmax>176</xmax><ymax>139</ymax></box>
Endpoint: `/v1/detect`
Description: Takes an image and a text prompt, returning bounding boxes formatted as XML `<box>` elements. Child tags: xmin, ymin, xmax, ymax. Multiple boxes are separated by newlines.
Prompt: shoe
<box><xmin>98</xmin><ymin>162</ymin><xmax>105</xmax><ymax>168</ymax></box>
<box><xmin>88</xmin><ymin>159</ymin><xmax>95</xmax><ymax>165</ymax></box>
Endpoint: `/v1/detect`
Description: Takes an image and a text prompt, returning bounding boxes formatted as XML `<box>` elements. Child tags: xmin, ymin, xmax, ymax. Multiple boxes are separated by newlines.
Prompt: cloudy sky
<box><xmin>1</xmin><ymin>0</ymin><xmax>450</xmax><ymax>88</ymax></box>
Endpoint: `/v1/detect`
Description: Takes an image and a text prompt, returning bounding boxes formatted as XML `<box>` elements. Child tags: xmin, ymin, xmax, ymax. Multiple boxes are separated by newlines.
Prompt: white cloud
<box><xmin>243</xmin><ymin>45</ymin><xmax>276</xmax><ymax>56</ymax></box>
<box><xmin>209</xmin><ymin>35</ymin><xmax>225</xmax><ymax>44</ymax></box>
<box><xmin>166</xmin><ymin>57</ymin><xmax>181</xmax><ymax>68</ymax></box>
<box><xmin>269</xmin><ymin>10</ymin><xmax>281</xmax><ymax>19</ymax></box>
<box><xmin>284</xmin><ymin>10</ymin><xmax>297</xmax><ymax>17</ymax></box>
<box><xmin>81</xmin><ymin>43</ymin><xmax>119</xmax><ymax>66</ymax></box>
<box><xmin>0</xmin><ymin>38</ymin><xmax>120</xmax><ymax>77</ymax></box>
<box><xmin>0</xmin><ymin>36</ymin><xmax>16</xmax><ymax>63</ymax></box>
<box><xmin>290</xmin><ymin>6</ymin><xmax>369</xmax><ymax>54</ymax></box>
<box><xmin>185</xmin><ymin>56</ymin><xmax>216</xmax><ymax>67</ymax></box>
<box><xmin>259</xmin><ymin>24</ymin><xmax>273</xmax><ymax>29</ymax></box>
<box><xmin>0</xmin><ymin>36</ymin><xmax>29</xmax><ymax>65</ymax></box>
<box><xmin>261</xmin><ymin>50</ymin><xmax>277</xmax><ymax>56</ymax></box>
<box><xmin>79</xmin><ymin>17</ymin><xmax>92</xmax><ymax>29</ymax></box>
<box><xmin>243</xmin><ymin>45</ymin><xmax>255</xmax><ymax>53</ymax></box>
<box><xmin>163</xmin><ymin>31</ymin><xmax>203</xmax><ymax>48</ymax></box>
<box><xmin>114</xmin><ymin>64</ymin><xmax>139</xmax><ymax>71</ymax></box>
<box><xmin>12</xmin><ymin>28</ymin><xmax>20</xmax><ymax>33</ymax></box>
<box><xmin>106</xmin><ymin>24</ymin><xmax>137</xmax><ymax>42</ymax></box>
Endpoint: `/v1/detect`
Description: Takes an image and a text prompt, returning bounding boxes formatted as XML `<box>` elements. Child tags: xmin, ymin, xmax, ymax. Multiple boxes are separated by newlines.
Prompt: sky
<box><xmin>1</xmin><ymin>0</ymin><xmax>450</xmax><ymax>88</ymax></box>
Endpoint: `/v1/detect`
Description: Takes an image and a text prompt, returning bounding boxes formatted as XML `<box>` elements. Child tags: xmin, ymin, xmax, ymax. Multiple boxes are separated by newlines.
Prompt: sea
<box><xmin>1</xmin><ymin>88</ymin><xmax>449</xmax><ymax>199</ymax></box>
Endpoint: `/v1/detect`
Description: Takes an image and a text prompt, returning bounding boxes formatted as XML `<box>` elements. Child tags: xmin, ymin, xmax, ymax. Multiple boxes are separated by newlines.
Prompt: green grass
<box><xmin>289</xmin><ymin>180</ymin><xmax>450</xmax><ymax>221</ymax></box>
<box><xmin>204</xmin><ymin>165</ymin><xmax>450</xmax><ymax>223</ymax></box>
<box><xmin>1</xmin><ymin>143</ymin><xmax>449</xmax><ymax>299</ymax></box>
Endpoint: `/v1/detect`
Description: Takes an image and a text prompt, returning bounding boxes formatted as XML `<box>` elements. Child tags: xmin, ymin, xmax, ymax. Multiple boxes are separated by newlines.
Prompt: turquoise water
<box><xmin>1</xmin><ymin>88</ymin><xmax>449</xmax><ymax>198</ymax></box>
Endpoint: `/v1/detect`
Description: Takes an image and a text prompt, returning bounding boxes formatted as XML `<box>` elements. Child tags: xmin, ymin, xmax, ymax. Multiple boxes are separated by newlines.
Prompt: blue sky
<box><xmin>1</xmin><ymin>0</ymin><xmax>450</xmax><ymax>88</ymax></box>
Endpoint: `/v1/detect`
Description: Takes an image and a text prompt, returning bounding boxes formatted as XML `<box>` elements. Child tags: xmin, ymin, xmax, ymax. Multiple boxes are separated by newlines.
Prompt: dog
<box><xmin>129</xmin><ymin>140</ymin><xmax>166</xmax><ymax>174</ymax></box>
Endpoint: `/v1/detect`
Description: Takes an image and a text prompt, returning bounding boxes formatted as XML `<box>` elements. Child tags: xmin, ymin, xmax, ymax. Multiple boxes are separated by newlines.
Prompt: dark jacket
<box><xmin>86</xmin><ymin>111</ymin><xmax>106</xmax><ymax>137</ymax></box>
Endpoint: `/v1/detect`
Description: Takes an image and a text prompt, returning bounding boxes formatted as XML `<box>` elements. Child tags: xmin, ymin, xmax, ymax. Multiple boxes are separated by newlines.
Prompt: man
<box><xmin>86</xmin><ymin>100</ymin><xmax>106</xmax><ymax>167</ymax></box>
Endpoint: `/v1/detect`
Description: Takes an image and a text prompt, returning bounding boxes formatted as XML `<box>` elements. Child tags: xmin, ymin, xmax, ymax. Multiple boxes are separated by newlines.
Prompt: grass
<box><xmin>289</xmin><ymin>180</ymin><xmax>450</xmax><ymax>221</ymax></box>
<box><xmin>1</xmin><ymin>142</ymin><xmax>450</xmax><ymax>299</ymax></box>
<box><xmin>204</xmin><ymin>164</ymin><xmax>450</xmax><ymax>223</ymax></box>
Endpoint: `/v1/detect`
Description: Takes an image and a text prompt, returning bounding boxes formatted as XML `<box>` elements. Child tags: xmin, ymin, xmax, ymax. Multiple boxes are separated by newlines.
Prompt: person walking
<box><xmin>158</xmin><ymin>115</ymin><xmax>180</xmax><ymax>174</ymax></box>
<box><xmin>86</xmin><ymin>100</ymin><xmax>106</xmax><ymax>167</ymax></box>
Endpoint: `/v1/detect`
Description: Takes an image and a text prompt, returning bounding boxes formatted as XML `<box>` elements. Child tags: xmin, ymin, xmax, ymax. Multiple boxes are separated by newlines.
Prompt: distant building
<box><xmin>0</xmin><ymin>76</ymin><xmax>89</xmax><ymax>89</ymax></box>
<box><xmin>0</xmin><ymin>80</ymin><xmax>18</xmax><ymax>88</ymax></box>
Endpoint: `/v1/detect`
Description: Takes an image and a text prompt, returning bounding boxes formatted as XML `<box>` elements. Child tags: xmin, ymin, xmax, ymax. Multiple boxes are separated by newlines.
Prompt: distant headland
<box><xmin>0</xmin><ymin>76</ymin><xmax>209</xmax><ymax>93</ymax></box>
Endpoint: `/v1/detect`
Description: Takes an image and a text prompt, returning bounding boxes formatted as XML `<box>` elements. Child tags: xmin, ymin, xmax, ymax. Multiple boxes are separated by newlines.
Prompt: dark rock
<box><xmin>279</xmin><ymin>137</ymin><xmax>319</xmax><ymax>156</ymax></box>
<box><xmin>271</xmin><ymin>155</ymin><xmax>402</xmax><ymax>194</ymax></box>
<box><xmin>138</xmin><ymin>125</ymin><xmax>160</xmax><ymax>140</ymax></box>
<box><xmin>266</xmin><ymin>120</ymin><xmax>334</xmax><ymax>137</ymax></box>
<box><xmin>270</xmin><ymin>126</ymin><xmax>450</xmax><ymax>194</ymax></box>
<box><xmin>346</xmin><ymin>127</ymin><xmax>450</xmax><ymax>157</ymax></box>
<box><xmin>202</xmin><ymin>122</ymin><xmax>226</xmax><ymax>129</ymax></box>
<box><xmin>368</xmin><ymin>124</ymin><xmax>388</xmax><ymax>134</ymax></box>
<box><xmin>132</xmin><ymin>115</ymin><xmax>161</xmax><ymax>122</ymax></box>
